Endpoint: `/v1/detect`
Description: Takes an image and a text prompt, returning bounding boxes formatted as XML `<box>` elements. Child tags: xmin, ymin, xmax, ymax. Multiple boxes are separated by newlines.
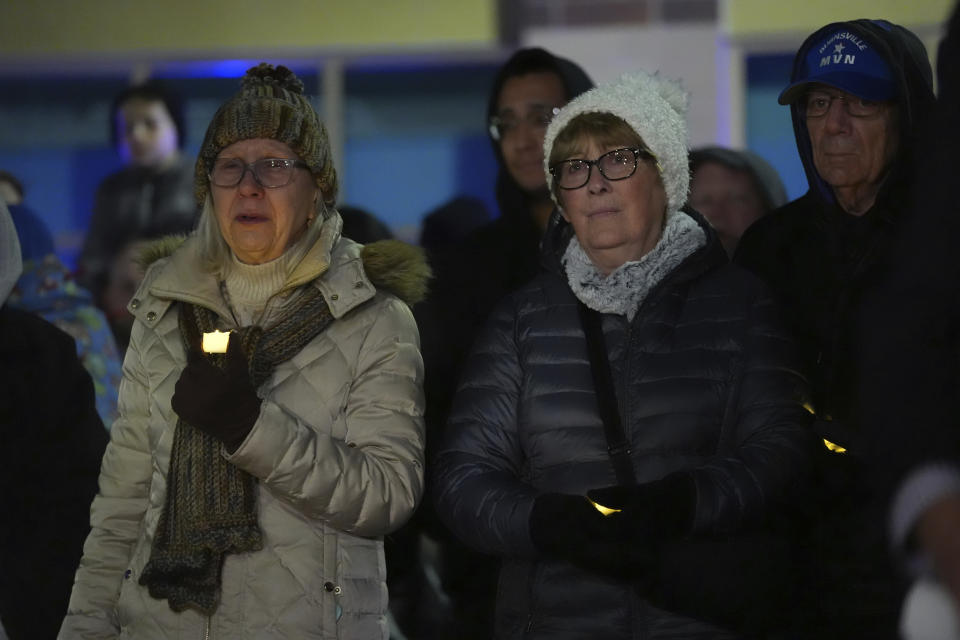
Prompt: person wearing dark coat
<box><xmin>417</xmin><ymin>195</ymin><xmax>491</xmax><ymax>255</ymax></box>
<box><xmin>0</xmin><ymin>201</ymin><xmax>108</xmax><ymax>640</ymax></box>
<box><xmin>412</xmin><ymin>47</ymin><xmax>594</xmax><ymax>637</ymax></box>
<box><xmin>434</xmin><ymin>71</ymin><xmax>812</xmax><ymax>639</ymax></box>
<box><xmin>338</xmin><ymin>205</ymin><xmax>395</xmax><ymax>243</ymax></box>
<box><xmin>852</xmin><ymin>2</ymin><xmax>960</xmax><ymax>632</ymax></box>
<box><xmin>733</xmin><ymin>18</ymin><xmax>937</xmax><ymax>638</ymax></box>
<box><xmin>688</xmin><ymin>146</ymin><xmax>787</xmax><ymax>256</ymax></box>
<box><xmin>418</xmin><ymin>47</ymin><xmax>595</xmax><ymax>455</ymax></box>
<box><xmin>78</xmin><ymin>81</ymin><xmax>196</xmax><ymax>319</ymax></box>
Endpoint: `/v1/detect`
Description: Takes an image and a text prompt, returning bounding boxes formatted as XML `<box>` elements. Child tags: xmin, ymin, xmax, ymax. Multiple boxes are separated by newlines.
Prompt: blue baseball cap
<box><xmin>778</xmin><ymin>29</ymin><xmax>896</xmax><ymax>105</ymax></box>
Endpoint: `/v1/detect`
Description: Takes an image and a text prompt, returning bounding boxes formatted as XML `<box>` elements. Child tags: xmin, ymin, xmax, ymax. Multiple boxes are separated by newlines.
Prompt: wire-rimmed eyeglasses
<box><xmin>549</xmin><ymin>147</ymin><xmax>657</xmax><ymax>190</ymax></box>
<box><xmin>488</xmin><ymin>105</ymin><xmax>561</xmax><ymax>141</ymax></box>
<box><xmin>804</xmin><ymin>90</ymin><xmax>887</xmax><ymax>118</ymax></box>
<box><xmin>209</xmin><ymin>158</ymin><xmax>310</xmax><ymax>188</ymax></box>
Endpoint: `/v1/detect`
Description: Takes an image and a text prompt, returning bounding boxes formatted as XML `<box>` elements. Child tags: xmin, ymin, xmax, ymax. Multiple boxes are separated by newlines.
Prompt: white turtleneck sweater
<box><xmin>222</xmin><ymin>251</ymin><xmax>295</xmax><ymax>327</ymax></box>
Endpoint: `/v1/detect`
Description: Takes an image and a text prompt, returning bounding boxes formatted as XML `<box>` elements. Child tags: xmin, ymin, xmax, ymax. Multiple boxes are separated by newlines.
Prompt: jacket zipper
<box><xmin>203</xmin><ymin>616</ymin><xmax>211</xmax><ymax>640</ymax></box>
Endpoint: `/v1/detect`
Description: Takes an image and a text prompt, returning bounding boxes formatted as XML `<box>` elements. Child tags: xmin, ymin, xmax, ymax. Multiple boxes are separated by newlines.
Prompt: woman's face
<box><xmin>558</xmin><ymin>137</ymin><xmax>667</xmax><ymax>274</ymax></box>
<box><xmin>211</xmin><ymin>138</ymin><xmax>318</xmax><ymax>264</ymax></box>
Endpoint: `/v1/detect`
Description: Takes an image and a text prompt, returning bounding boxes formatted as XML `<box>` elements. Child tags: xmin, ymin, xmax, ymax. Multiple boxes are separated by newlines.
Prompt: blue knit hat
<box><xmin>778</xmin><ymin>28</ymin><xmax>895</xmax><ymax>104</ymax></box>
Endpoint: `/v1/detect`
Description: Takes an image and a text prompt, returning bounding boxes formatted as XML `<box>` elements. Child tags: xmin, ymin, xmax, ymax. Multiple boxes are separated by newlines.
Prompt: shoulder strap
<box><xmin>577</xmin><ymin>302</ymin><xmax>637</xmax><ymax>486</ymax></box>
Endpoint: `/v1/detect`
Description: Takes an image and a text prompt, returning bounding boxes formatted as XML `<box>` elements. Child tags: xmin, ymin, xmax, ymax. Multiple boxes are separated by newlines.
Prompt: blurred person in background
<box><xmin>417</xmin><ymin>195</ymin><xmax>490</xmax><ymax>256</ymax></box>
<box><xmin>0</xmin><ymin>200</ymin><xmax>108</xmax><ymax>640</ymax></box>
<box><xmin>1</xmin><ymin>169</ymin><xmax>122</xmax><ymax>426</ymax></box>
<box><xmin>77</xmin><ymin>80</ymin><xmax>197</xmax><ymax>332</ymax></box>
<box><xmin>338</xmin><ymin>204</ymin><xmax>395</xmax><ymax>244</ymax></box>
<box><xmin>0</xmin><ymin>170</ymin><xmax>22</xmax><ymax>205</ymax></box>
<box><xmin>96</xmin><ymin>237</ymin><xmax>152</xmax><ymax>353</ymax></box>
<box><xmin>413</xmin><ymin>46</ymin><xmax>594</xmax><ymax>638</ymax></box>
<box><xmin>0</xmin><ymin>169</ymin><xmax>55</xmax><ymax>261</ymax></box>
<box><xmin>59</xmin><ymin>63</ymin><xmax>428</xmax><ymax>639</ymax></box>
<box><xmin>434</xmin><ymin>71</ymin><xmax>811</xmax><ymax>640</ymax></box>
<box><xmin>688</xmin><ymin>146</ymin><xmax>787</xmax><ymax>256</ymax></box>
<box><xmin>734</xmin><ymin>19</ymin><xmax>937</xmax><ymax>638</ymax></box>
<box><xmin>850</xmin><ymin>2</ymin><xmax>960</xmax><ymax>636</ymax></box>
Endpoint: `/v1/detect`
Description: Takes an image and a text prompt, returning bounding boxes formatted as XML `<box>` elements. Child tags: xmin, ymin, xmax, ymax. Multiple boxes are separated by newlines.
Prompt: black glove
<box><xmin>587</xmin><ymin>472</ymin><xmax>696</xmax><ymax>543</ymax></box>
<box><xmin>529</xmin><ymin>492</ymin><xmax>646</xmax><ymax>578</ymax></box>
<box><xmin>171</xmin><ymin>336</ymin><xmax>261</xmax><ymax>452</ymax></box>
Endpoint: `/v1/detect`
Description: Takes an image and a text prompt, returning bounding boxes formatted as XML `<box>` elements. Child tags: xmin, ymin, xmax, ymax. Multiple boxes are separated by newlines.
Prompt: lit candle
<box><xmin>202</xmin><ymin>330</ymin><xmax>231</xmax><ymax>354</ymax></box>
<box><xmin>587</xmin><ymin>497</ymin><xmax>622</xmax><ymax>517</ymax></box>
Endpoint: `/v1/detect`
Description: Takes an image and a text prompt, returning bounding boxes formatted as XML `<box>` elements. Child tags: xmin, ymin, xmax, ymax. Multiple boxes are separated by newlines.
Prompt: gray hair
<box><xmin>196</xmin><ymin>194</ymin><xmax>331</xmax><ymax>272</ymax></box>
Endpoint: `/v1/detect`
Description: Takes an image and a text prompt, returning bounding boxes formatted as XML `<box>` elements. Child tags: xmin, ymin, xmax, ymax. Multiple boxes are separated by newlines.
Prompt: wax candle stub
<box><xmin>202</xmin><ymin>330</ymin><xmax>231</xmax><ymax>353</ymax></box>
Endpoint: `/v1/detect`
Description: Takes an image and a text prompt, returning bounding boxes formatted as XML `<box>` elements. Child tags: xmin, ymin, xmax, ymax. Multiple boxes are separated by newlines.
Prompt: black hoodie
<box><xmin>733</xmin><ymin>19</ymin><xmax>936</xmax><ymax>639</ymax></box>
<box><xmin>484</xmin><ymin>48</ymin><xmax>595</xmax><ymax>232</ymax></box>
<box><xmin>735</xmin><ymin>19</ymin><xmax>935</xmax><ymax>430</ymax></box>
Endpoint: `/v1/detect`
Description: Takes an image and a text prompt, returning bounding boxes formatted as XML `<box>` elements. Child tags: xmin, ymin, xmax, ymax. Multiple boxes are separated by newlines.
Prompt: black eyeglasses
<box><xmin>209</xmin><ymin>158</ymin><xmax>310</xmax><ymax>188</ymax></box>
<box><xmin>488</xmin><ymin>105</ymin><xmax>561</xmax><ymax>141</ymax></box>
<box><xmin>550</xmin><ymin>147</ymin><xmax>656</xmax><ymax>190</ymax></box>
<box><xmin>804</xmin><ymin>90</ymin><xmax>887</xmax><ymax>118</ymax></box>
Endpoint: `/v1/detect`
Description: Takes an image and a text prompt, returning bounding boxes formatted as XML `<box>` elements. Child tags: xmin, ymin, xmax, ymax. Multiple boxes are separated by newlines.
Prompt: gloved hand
<box><xmin>171</xmin><ymin>336</ymin><xmax>261</xmax><ymax>452</ymax></box>
<box><xmin>529</xmin><ymin>492</ymin><xmax>649</xmax><ymax>578</ymax></box>
<box><xmin>587</xmin><ymin>472</ymin><xmax>696</xmax><ymax>543</ymax></box>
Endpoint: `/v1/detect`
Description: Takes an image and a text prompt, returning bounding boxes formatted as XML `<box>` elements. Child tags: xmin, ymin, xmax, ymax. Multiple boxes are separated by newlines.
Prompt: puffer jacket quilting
<box><xmin>60</xmin><ymin>223</ymin><xmax>426</xmax><ymax>640</ymax></box>
<box><xmin>434</xmin><ymin>212</ymin><xmax>811</xmax><ymax>639</ymax></box>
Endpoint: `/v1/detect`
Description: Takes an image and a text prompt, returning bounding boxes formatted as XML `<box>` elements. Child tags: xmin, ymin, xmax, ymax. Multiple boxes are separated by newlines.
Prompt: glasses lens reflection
<box><xmin>210</xmin><ymin>158</ymin><xmax>301</xmax><ymax>188</ymax></box>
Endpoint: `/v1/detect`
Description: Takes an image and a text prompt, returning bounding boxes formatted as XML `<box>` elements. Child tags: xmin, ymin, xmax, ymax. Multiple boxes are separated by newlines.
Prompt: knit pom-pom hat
<box><xmin>543</xmin><ymin>71</ymin><xmax>690</xmax><ymax>214</ymax></box>
<box><xmin>194</xmin><ymin>63</ymin><xmax>338</xmax><ymax>208</ymax></box>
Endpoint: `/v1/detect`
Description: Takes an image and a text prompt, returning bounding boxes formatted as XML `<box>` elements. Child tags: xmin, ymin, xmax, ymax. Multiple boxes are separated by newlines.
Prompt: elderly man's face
<box><xmin>805</xmin><ymin>85</ymin><xmax>899</xmax><ymax>214</ymax></box>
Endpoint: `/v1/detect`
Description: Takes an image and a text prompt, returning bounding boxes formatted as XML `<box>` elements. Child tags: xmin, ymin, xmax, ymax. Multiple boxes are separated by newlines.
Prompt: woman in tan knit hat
<box><xmin>59</xmin><ymin>63</ymin><xmax>429</xmax><ymax>640</ymax></box>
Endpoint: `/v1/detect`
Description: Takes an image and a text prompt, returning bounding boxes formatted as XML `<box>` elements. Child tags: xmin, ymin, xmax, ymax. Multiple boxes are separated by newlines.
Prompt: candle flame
<box><xmin>823</xmin><ymin>439</ymin><xmax>847</xmax><ymax>454</ymax></box>
<box><xmin>587</xmin><ymin>497</ymin><xmax>622</xmax><ymax>516</ymax></box>
<box><xmin>202</xmin><ymin>330</ymin><xmax>231</xmax><ymax>354</ymax></box>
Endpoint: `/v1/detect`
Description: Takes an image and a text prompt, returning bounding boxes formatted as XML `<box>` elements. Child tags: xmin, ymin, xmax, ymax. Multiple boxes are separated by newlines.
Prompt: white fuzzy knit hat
<box><xmin>543</xmin><ymin>71</ymin><xmax>690</xmax><ymax>214</ymax></box>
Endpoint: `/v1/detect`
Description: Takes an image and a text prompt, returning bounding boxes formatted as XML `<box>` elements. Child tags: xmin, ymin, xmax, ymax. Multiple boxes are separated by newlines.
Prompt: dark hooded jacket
<box><xmin>856</xmin><ymin>2</ymin><xmax>960</xmax><ymax>559</ymax></box>
<box><xmin>735</xmin><ymin>19</ymin><xmax>935</xmax><ymax>432</ymax></box>
<box><xmin>434</xmin><ymin>209</ymin><xmax>811</xmax><ymax>639</ymax></box>
<box><xmin>0</xmin><ymin>203</ymin><xmax>107</xmax><ymax>639</ymax></box>
<box><xmin>733</xmin><ymin>19</ymin><xmax>936</xmax><ymax>638</ymax></box>
<box><xmin>78</xmin><ymin>155</ymin><xmax>197</xmax><ymax>305</ymax></box>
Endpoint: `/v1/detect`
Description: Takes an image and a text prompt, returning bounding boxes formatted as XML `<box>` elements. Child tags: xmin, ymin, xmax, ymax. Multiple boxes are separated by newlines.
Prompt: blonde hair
<box><xmin>548</xmin><ymin>112</ymin><xmax>658</xmax><ymax>202</ymax></box>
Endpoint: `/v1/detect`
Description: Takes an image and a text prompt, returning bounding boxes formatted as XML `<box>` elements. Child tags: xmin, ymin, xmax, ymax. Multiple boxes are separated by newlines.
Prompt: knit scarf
<box><xmin>139</xmin><ymin>285</ymin><xmax>334</xmax><ymax>614</ymax></box>
<box><xmin>562</xmin><ymin>211</ymin><xmax>706</xmax><ymax>321</ymax></box>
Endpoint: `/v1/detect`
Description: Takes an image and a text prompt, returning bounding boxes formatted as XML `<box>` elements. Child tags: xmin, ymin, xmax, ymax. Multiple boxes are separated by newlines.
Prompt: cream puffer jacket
<box><xmin>59</xmin><ymin>219</ymin><xmax>428</xmax><ymax>639</ymax></box>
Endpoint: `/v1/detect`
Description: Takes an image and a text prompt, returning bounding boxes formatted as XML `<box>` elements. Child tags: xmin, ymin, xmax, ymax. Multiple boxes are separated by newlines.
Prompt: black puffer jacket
<box><xmin>434</xmin><ymin>211</ymin><xmax>811</xmax><ymax>639</ymax></box>
<box><xmin>411</xmin><ymin>51</ymin><xmax>594</xmax><ymax>637</ymax></box>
